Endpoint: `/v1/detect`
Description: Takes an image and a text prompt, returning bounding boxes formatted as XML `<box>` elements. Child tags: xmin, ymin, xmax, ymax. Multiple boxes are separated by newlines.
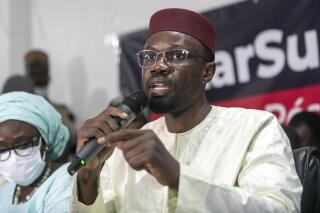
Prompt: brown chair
<box><xmin>293</xmin><ymin>146</ymin><xmax>320</xmax><ymax>213</ymax></box>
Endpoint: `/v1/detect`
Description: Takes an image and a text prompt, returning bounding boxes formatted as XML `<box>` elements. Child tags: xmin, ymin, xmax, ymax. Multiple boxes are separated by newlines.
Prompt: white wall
<box><xmin>0</xmin><ymin>0</ymin><xmax>10</xmax><ymax>88</ymax></box>
<box><xmin>1</xmin><ymin>0</ymin><xmax>246</xmax><ymax>126</ymax></box>
<box><xmin>0</xmin><ymin>0</ymin><xmax>31</xmax><ymax>84</ymax></box>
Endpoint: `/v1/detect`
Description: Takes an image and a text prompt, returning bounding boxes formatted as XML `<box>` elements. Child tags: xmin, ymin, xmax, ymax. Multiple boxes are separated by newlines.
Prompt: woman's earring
<box><xmin>42</xmin><ymin>146</ymin><xmax>49</xmax><ymax>161</ymax></box>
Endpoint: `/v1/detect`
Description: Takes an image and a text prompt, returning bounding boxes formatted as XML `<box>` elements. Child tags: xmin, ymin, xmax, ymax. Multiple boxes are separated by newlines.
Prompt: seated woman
<box><xmin>0</xmin><ymin>92</ymin><xmax>75</xmax><ymax>212</ymax></box>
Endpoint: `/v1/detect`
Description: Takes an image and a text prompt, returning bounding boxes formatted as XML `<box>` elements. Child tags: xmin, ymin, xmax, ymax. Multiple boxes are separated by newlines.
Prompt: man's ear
<box><xmin>203</xmin><ymin>62</ymin><xmax>215</xmax><ymax>83</ymax></box>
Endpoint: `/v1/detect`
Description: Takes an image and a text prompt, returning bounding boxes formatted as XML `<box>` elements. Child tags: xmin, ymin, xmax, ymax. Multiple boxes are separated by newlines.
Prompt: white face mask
<box><xmin>0</xmin><ymin>141</ymin><xmax>46</xmax><ymax>186</ymax></box>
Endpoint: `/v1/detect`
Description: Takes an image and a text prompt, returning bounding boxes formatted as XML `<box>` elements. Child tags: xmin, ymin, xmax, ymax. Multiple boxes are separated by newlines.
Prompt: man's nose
<box><xmin>150</xmin><ymin>53</ymin><xmax>170</xmax><ymax>74</ymax></box>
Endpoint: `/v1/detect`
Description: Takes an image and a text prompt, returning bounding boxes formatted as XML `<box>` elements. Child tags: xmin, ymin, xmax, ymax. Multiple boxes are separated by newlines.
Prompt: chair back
<box><xmin>293</xmin><ymin>146</ymin><xmax>320</xmax><ymax>213</ymax></box>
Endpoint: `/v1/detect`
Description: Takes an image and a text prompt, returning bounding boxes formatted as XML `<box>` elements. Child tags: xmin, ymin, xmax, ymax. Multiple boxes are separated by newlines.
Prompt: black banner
<box><xmin>119</xmin><ymin>0</ymin><xmax>320</xmax><ymax>123</ymax></box>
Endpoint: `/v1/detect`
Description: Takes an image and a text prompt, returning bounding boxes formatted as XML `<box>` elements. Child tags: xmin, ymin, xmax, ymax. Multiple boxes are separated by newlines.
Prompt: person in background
<box><xmin>0</xmin><ymin>92</ymin><xmax>75</xmax><ymax>213</ymax></box>
<box><xmin>24</xmin><ymin>49</ymin><xmax>76</xmax><ymax>134</ymax></box>
<box><xmin>2</xmin><ymin>75</ymin><xmax>34</xmax><ymax>94</ymax></box>
<box><xmin>73</xmin><ymin>8</ymin><xmax>302</xmax><ymax>212</ymax></box>
<box><xmin>1</xmin><ymin>75</ymin><xmax>35</xmax><ymax>188</ymax></box>
<box><xmin>281</xmin><ymin>125</ymin><xmax>302</xmax><ymax>150</ymax></box>
<box><xmin>289</xmin><ymin>111</ymin><xmax>320</xmax><ymax>149</ymax></box>
<box><xmin>25</xmin><ymin>50</ymin><xmax>77</xmax><ymax>162</ymax></box>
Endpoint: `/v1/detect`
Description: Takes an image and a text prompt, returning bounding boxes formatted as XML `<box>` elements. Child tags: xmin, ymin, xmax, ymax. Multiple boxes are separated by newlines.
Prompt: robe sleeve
<box><xmin>175</xmin><ymin>117</ymin><xmax>302</xmax><ymax>213</ymax></box>
<box><xmin>69</xmin><ymin>164</ymin><xmax>114</xmax><ymax>213</ymax></box>
<box><xmin>100</xmin><ymin>163</ymin><xmax>117</xmax><ymax>212</ymax></box>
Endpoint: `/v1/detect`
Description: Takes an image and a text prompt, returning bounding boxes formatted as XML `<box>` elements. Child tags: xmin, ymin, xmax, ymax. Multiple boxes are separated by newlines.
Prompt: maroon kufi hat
<box><xmin>148</xmin><ymin>8</ymin><xmax>216</xmax><ymax>60</ymax></box>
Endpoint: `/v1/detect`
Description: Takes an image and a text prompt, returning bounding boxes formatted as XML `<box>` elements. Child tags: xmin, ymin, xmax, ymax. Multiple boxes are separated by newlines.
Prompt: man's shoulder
<box><xmin>140</xmin><ymin>107</ymin><xmax>276</xmax><ymax>128</ymax></box>
<box><xmin>211</xmin><ymin>106</ymin><xmax>277</xmax><ymax>128</ymax></box>
<box><xmin>213</xmin><ymin>105</ymin><xmax>274</xmax><ymax>120</ymax></box>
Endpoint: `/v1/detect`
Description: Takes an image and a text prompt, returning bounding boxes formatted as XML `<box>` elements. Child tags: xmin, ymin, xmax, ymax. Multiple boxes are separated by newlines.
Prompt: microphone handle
<box><xmin>67</xmin><ymin>105</ymin><xmax>136</xmax><ymax>175</ymax></box>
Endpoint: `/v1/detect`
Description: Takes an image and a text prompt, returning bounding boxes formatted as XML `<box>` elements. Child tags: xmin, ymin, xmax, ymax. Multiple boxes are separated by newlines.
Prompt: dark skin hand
<box><xmin>76</xmin><ymin>107</ymin><xmax>127</xmax><ymax>204</ymax></box>
<box><xmin>102</xmin><ymin>129</ymin><xmax>180</xmax><ymax>188</ymax></box>
<box><xmin>76</xmin><ymin>108</ymin><xmax>180</xmax><ymax>204</ymax></box>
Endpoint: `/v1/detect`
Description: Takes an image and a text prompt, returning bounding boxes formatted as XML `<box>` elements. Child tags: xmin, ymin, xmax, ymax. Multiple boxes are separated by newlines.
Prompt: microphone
<box><xmin>67</xmin><ymin>91</ymin><xmax>148</xmax><ymax>175</ymax></box>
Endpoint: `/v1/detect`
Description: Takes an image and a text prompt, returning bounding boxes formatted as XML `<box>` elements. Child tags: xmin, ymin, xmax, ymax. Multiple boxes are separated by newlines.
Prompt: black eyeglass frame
<box><xmin>0</xmin><ymin>135</ymin><xmax>41</xmax><ymax>161</ymax></box>
<box><xmin>136</xmin><ymin>48</ymin><xmax>207</xmax><ymax>68</ymax></box>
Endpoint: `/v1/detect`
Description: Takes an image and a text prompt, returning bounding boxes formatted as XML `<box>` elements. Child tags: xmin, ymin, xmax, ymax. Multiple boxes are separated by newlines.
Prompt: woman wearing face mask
<box><xmin>0</xmin><ymin>92</ymin><xmax>75</xmax><ymax>213</ymax></box>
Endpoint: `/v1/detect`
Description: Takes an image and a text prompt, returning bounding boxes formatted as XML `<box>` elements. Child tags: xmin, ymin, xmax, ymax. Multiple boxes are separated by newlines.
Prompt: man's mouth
<box><xmin>152</xmin><ymin>83</ymin><xmax>169</xmax><ymax>90</ymax></box>
<box><xmin>149</xmin><ymin>83</ymin><xmax>170</xmax><ymax>96</ymax></box>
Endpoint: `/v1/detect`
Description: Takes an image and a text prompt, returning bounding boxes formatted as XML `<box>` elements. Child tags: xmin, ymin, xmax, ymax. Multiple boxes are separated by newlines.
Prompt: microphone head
<box><xmin>123</xmin><ymin>91</ymin><xmax>149</xmax><ymax>114</ymax></box>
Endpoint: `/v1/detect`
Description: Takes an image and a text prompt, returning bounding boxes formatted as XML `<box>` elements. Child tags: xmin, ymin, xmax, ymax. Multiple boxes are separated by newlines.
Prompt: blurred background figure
<box><xmin>0</xmin><ymin>92</ymin><xmax>74</xmax><ymax>212</ymax></box>
<box><xmin>289</xmin><ymin>111</ymin><xmax>320</xmax><ymax>149</ymax></box>
<box><xmin>24</xmin><ymin>49</ymin><xmax>76</xmax><ymax>134</ymax></box>
<box><xmin>24</xmin><ymin>50</ymin><xmax>50</xmax><ymax>98</ymax></box>
<box><xmin>2</xmin><ymin>75</ymin><xmax>34</xmax><ymax>94</ymax></box>
<box><xmin>24</xmin><ymin>50</ymin><xmax>77</xmax><ymax>161</ymax></box>
<box><xmin>282</xmin><ymin>125</ymin><xmax>302</xmax><ymax>150</ymax></box>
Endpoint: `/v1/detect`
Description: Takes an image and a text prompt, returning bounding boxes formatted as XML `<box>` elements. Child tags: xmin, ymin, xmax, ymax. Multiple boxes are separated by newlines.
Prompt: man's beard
<box><xmin>148</xmin><ymin>91</ymin><xmax>191</xmax><ymax>115</ymax></box>
<box><xmin>149</xmin><ymin>95</ymin><xmax>177</xmax><ymax>114</ymax></box>
<box><xmin>144</xmin><ymin>79</ymin><xmax>198</xmax><ymax>115</ymax></box>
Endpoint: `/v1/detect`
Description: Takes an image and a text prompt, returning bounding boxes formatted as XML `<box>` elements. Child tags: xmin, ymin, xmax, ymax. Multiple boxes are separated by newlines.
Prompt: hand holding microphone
<box><xmin>67</xmin><ymin>91</ymin><xmax>148</xmax><ymax>175</ymax></box>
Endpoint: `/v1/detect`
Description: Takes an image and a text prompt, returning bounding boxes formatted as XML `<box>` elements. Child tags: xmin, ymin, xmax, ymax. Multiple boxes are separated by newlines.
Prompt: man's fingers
<box><xmin>107</xmin><ymin>129</ymin><xmax>149</xmax><ymax>144</ymax></box>
<box><xmin>97</xmin><ymin>107</ymin><xmax>129</xmax><ymax>132</ymax></box>
<box><xmin>120</xmin><ymin>134</ymin><xmax>147</xmax><ymax>152</ymax></box>
<box><xmin>104</xmin><ymin>116</ymin><xmax>122</xmax><ymax>132</ymax></box>
<box><xmin>122</xmin><ymin>137</ymin><xmax>148</xmax><ymax>160</ymax></box>
<box><xmin>78</xmin><ymin>128</ymin><xmax>105</xmax><ymax>144</ymax></box>
<box><xmin>100</xmin><ymin>107</ymin><xmax>128</xmax><ymax>120</ymax></box>
<box><xmin>126</xmin><ymin>151</ymin><xmax>149</xmax><ymax>171</ymax></box>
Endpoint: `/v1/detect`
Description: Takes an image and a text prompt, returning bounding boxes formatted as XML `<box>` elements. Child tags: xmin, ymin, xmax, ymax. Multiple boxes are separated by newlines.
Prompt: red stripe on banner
<box><xmin>211</xmin><ymin>84</ymin><xmax>320</xmax><ymax>124</ymax></box>
<box><xmin>149</xmin><ymin>84</ymin><xmax>320</xmax><ymax>123</ymax></box>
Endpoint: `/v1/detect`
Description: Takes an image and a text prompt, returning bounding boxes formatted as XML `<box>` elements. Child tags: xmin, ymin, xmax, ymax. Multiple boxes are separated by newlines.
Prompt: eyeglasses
<box><xmin>136</xmin><ymin>49</ymin><xmax>206</xmax><ymax>68</ymax></box>
<box><xmin>0</xmin><ymin>136</ymin><xmax>41</xmax><ymax>161</ymax></box>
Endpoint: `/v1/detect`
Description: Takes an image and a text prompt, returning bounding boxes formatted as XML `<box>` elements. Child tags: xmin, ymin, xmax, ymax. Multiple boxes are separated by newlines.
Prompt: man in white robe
<box><xmin>72</xmin><ymin>8</ymin><xmax>302</xmax><ymax>213</ymax></box>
